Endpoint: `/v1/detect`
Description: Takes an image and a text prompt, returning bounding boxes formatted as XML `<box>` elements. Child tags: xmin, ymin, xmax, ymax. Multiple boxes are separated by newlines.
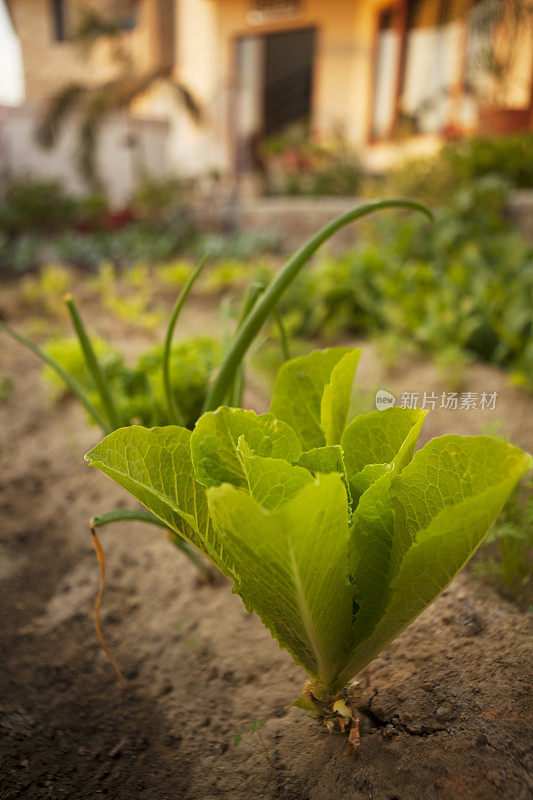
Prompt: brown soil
<box><xmin>1</xmin><ymin>294</ymin><xmax>532</xmax><ymax>800</ymax></box>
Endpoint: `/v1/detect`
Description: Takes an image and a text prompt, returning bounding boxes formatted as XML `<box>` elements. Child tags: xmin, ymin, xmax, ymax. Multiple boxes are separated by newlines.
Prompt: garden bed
<box><xmin>1</xmin><ymin>296</ymin><xmax>531</xmax><ymax>800</ymax></box>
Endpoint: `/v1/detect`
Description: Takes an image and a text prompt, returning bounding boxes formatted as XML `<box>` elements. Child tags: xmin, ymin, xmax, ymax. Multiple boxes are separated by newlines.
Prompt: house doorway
<box><xmin>234</xmin><ymin>27</ymin><xmax>316</xmax><ymax>178</ymax></box>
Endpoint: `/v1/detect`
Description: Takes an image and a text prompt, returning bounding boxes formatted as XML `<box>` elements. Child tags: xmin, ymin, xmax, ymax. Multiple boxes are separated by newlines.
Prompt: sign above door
<box><xmin>247</xmin><ymin>0</ymin><xmax>302</xmax><ymax>26</ymax></box>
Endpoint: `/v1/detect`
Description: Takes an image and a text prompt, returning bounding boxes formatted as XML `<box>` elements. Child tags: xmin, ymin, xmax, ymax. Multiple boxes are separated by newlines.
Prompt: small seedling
<box><xmin>473</xmin><ymin>477</ymin><xmax>532</xmax><ymax>602</ymax></box>
<box><xmin>0</xmin><ymin>373</ymin><xmax>11</xmax><ymax>402</ymax></box>
<box><xmin>21</xmin><ymin>263</ymin><xmax>73</xmax><ymax>318</ymax></box>
<box><xmin>232</xmin><ymin>719</ymin><xmax>281</xmax><ymax>769</ymax></box>
<box><xmin>474</xmin><ymin>424</ymin><xmax>532</xmax><ymax>602</ymax></box>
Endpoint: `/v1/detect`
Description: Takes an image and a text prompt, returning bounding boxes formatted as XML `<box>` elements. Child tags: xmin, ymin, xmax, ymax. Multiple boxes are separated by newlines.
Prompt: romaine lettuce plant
<box><xmin>2</xmin><ymin>200</ymin><xmax>429</xmax><ymax>573</ymax></box>
<box><xmin>86</xmin><ymin>346</ymin><xmax>531</xmax><ymax>739</ymax></box>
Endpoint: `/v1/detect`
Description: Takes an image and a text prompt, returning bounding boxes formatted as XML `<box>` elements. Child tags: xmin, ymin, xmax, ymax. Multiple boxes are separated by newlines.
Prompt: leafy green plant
<box><xmin>0</xmin><ymin>178</ymin><xmax>76</xmax><ymax>235</ymax></box>
<box><xmin>474</xmin><ymin>476</ymin><xmax>533</xmax><ymax>604</ymax></box>
<box><xmin>368</xmin><ymin>133</ymin><xmax>533</xmax><ymax>206</ymax></box>
<box><xmin>86</xmin><ymin>345</ymin><xmax>532</xmax><ymax>736</ymax></box>
<box><xmin>41</xmin><ymin>334</ymin><xmax>219</xmax><ymax>429</ymax></box>
<box><xmin>445</xmin><ymin>134</ymin><xmax>533</xmax><ymax>190</ymax></box>
<box><xmin>133</xmin><ymin>177</ymin><xmax>189</xmax><ymax>220</ymax></box>
<box><xmin>86</xmin><ymin>261</ymin><xmax>165</xmax><ymax>332</ymax></box>
<box><xmin>2</xmin><ymin>199</ymin><xmax>431</xmax><ymax>586</ymax></box>
<box><xmin>0</xmin><ymin>373</ymin><xmax>11</xmax><ymax>402</ymax></box>
<box><xmin>199</xmin><ymin>260</ymin><xmax>251</xmax><ymax>295</ymax></box>
<box><xmin>2</xmin><ymin>264</ymin><xmax>221</xmax><ymax>576</ymax></box>
<box><xmin>21</xmin><ymin>264</ymin><xmax>73</xmax><ymax>318</ymax></box>
<box><xmin>156</xmin><ymin>260</ymin><xmax>194</xmax><ymax>289</ymax></box>
<box><xmin>42</xmin><ymin>336</ymin><xmax>124</xmax><ymax>402</ymax></box>
<box><xmin>232</xmin><ymin>718</ymin><xmax>280</xmax><ymax>769</ymax></box>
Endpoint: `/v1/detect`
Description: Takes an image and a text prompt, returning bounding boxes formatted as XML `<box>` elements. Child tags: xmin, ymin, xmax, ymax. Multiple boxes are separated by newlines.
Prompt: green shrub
<box><xmin>134</xmin><ymin>177</ymin><xmax>189</xmax><ymax>219</ymax></box>
<box><xmin>0</xmin><ymin>178</ymin><xmax>76</xmax><ymax>235</ymax></box>
<box><xmin>281</xmin><ymin>177</ymin><xmax>533</xmax><ymax>386</ymax></box>
<box><xmin>446</xmin><ymin>134</ymin><xmax>533</xmax><ymax>189</ymax></box>
<box><xmin>374</xmin><ymin>133</ymin><xmax>533</xmax><ymax>206</ymax></box>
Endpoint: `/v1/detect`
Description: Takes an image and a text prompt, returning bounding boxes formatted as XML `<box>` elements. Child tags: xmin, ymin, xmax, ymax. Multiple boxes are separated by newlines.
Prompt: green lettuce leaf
<box><xmin>296</xmin><ymin>445</ymin><xmax>352</xmax><ymax>509</ymax></box>
<box><xmin>342</xmin><ymin>407</ymin><xmax>427</xmax><ymax>503</ymax></box>
<box><xmin>336</xmin><ymin>435</ymin><xmax>532</xmax><ymax>687</ymax></box>
<box><xmin>84</xmin><ymin>425</ymin><xmax>235</xmax><ymax>577</ymax></box>
<box><xmin>207</xmin><ymin>473</ymin><xmax>355</xmax><ymax>686</ymax></box>
<box><xmin>341</xmin><ymin>406</ymin><xmax>426</xmax><ymax>479</ymax></box>
<box><xmin>270</xmin><ymin>348</ymin><xmax>357</xmax><ymax>451</ymax></box>
<box><xmin>320</xmin><ymin>350</ymin><xmax>361</xmax><ymax>446</ymax></box>
<box><xmin>296</xmin><ymin>445</ymin><xmax>345</xmax><ymax>476</ymax></box>
<box><xmin>237</xmin><ymin>436</ymin><xmax>313</xmax><ymax>512</ymax></box>
<box><xmin>190</xmin><ymin>407</ymin><xmax>301</xmax><ymax>489</ymax></box>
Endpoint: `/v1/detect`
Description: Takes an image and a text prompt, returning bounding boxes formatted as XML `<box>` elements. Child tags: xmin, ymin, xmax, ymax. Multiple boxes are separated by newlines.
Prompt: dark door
<box><xmin>263</xmin><ymin>27</ymin><xmax>315</xmax><ymax>137</ymax></box>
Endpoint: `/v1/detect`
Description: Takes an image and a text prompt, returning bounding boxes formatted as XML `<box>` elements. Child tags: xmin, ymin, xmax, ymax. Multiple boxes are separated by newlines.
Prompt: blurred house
<box><xmin>1</xmin><ymin>0</ymin><xmax>532</xmax><ymax>200</ymax></box>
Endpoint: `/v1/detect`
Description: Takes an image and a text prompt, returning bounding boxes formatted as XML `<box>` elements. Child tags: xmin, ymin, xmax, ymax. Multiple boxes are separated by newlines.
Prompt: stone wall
<box><xmin>189</xmin><ymin>192</ymin><xmax>533</xmax><ymax>251</ymax></box>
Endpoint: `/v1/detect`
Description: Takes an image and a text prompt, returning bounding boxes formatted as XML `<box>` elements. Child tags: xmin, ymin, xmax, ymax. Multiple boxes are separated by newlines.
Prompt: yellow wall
<box><xmin>8</xmin><ymin>0</ymin><xmax>165</xmax><ymax>101</ymax></box>
<box><xmin>212</xmin><ymin>0</ymin><xmax>380</xmax><ymax>145</ymax></box>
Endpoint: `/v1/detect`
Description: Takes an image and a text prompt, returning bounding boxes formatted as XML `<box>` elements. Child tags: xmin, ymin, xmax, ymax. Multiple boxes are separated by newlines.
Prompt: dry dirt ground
<box><xmin>1</xmin><ymin>291</ymin><xmax>532</xmax><ymax>800</ymax></box>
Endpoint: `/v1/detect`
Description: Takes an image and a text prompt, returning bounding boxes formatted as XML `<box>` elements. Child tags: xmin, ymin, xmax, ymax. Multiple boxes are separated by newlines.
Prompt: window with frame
<box><xmin>371</xmin><ymin>5</ymin><xmax>402</xmax><ymax>140</ymax></box>
<box><xmin>50</xmin><ymin>0</ymin><xmax>67</xmax><ymax>41</ymax></box>
<box><xmin>398</xmin><ymin>0</ymin><xmax>465</xmax><ymax>135</ymax></box>
<box><xmin>370</xmin><ymin>0</ymin><xmax>532</xmax><ymax>140</ymax></box>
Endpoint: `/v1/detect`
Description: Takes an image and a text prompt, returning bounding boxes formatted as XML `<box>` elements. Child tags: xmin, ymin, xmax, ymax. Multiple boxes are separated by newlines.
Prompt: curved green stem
<box><xmin>228</xmin><ymin>281</ymin><xmax>265</xmax><ymax>407</ymax></box>
<box><xmin>65</xmin><ymin>295</ymin><xmax>121</xmax><ymax>430</ymax></box>
<box><xmin>90</xmin><ymin>508</ymin><xmax>208</xmax><ymax>573</ymax></box>
<box><xmin>273</xmin><ymin>307</ymin><xmax>290</xmax><ymax>362</ymax></box>
<box><xmin>204</xmin><ymin>199</ymin><xmax>432</xmax><ymax>412</ymax></box>
<box><xmin>238</xmin><ymin>281</ymin><xmax>266</xmax><ymax>327</ymax></box>
<box><xmin>219</xmin><ymin>292</ymin><xmax>235</xmax><ymax>358</ymax></box>
<box><xmin>90</xmin><ymin>508</ymin><xmax>169</xmax><ymax>529</ymax></box>
<box><xmin>0</xmin><ymin>319</ymin><xmax>111</xmax><ymax>433</ymax></box>
<box><xmin>163</xmin><ymin>253</ymin><xmax>209</xmax><ymax>425</ymax></box>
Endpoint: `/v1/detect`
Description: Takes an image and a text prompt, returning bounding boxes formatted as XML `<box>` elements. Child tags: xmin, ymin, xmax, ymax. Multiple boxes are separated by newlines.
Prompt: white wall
<box><xmin>0</xmin><ymin>104</ymin><xmax>170</xmax><ymax>206</ymax></box>
<box><xmin>167</xmin><ymin>0</ymin><xmax>229</xmax><ymax>177</ymax></box>
<box><xmin>0</xmin><ymin>0</ymin><xmax>24</xmax><ymax>106</ymax></box>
